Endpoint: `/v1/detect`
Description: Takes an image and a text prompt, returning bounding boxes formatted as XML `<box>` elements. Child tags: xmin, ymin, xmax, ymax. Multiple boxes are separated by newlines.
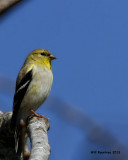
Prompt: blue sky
<box><xmin>0</xmin><ymin>0</ymin><xmax>128</xmax><ymax>159</ymax></box>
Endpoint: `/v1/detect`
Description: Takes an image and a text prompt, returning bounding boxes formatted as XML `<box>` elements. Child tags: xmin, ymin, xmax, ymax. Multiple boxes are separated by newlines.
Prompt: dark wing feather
<box><xmin>11</xmin><ymin>69</ymin><xmax>33</xmax><ymax>130</ymax></box>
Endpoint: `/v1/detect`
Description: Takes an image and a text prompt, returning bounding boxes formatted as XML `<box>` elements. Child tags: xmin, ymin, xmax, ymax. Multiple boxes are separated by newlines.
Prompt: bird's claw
<box><xmin>29</xmin><ymin>110</ymin><xmax>49</xmax><ymax>120</ymax></box>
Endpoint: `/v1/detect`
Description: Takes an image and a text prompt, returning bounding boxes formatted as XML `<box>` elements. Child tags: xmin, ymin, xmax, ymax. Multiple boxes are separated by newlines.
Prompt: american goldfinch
<box><xmin>10</xmin><ymin>49</ymin><xmax>56</xmax><ymax>149</ymax></box>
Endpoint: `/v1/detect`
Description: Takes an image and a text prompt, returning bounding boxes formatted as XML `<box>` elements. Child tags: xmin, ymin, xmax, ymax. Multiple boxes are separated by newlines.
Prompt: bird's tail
<box><xmin>10</xmin><ymin>115</ymin><xmax>19</xmax><ymax>152</ymax></box>
<box><xmin>10</xmin><ymin>113</ymin><xmax>17</xmax><ymax>131</ymax></box>
<box><xmin>14</xmin><ymin>127</ymin><xmax>20</xmax><ymax>152</ymax></box>
<box><xmin>11</xmin><ymin>112</ymin><xmax>27</xmax><ymax>154</ymax></box>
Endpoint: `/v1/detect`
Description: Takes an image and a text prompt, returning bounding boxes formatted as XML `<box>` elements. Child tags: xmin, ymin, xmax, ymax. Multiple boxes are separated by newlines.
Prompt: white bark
<box><xmin>28</xmin><ymin>117</ymin><xmax>51</xmax><ymax>160</ymax></box>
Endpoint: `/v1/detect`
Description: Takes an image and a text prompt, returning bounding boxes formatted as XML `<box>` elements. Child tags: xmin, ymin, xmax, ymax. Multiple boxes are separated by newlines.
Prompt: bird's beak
<box><xmin>50</xmin><ymin>54</ymin><xmax>56</xmax><ymax>60</ymax></box>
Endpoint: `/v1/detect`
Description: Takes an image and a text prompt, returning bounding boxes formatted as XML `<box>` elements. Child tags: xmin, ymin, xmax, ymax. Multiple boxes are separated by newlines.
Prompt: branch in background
<box><xmin>0</xmin><ymin>0</ymin><xmax>22</xmax><ymax>14</ymax></box>
<box><xmin>0</xmin><ymin>111</ymin><xmax>51</xmax><ymax>160</ymax></box>
<box><xmin>46</xmin><ymin>96</ymin><xmax>128</xmax><ymax>160</ymax></box>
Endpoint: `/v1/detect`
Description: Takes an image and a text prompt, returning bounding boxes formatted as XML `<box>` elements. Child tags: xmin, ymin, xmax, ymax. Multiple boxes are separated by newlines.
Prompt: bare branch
<box><xmin>0</xmin><ymin>0</ymin><xmax>22</xmax><ymax>14</ymax></box>
<box><xmin>28</xmin><ymin>117</ymin><xmax>51</xmax><ymax>160</ymax></box>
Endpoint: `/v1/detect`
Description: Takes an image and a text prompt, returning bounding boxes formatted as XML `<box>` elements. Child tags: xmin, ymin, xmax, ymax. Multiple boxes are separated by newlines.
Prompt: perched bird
<box><xmin>10</xmin><ymin>49</ymin><xmax>56</xmax><ymax>151</ymax></box>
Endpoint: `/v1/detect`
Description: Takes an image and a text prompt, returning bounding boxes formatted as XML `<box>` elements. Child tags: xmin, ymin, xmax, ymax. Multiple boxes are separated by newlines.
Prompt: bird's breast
<box><xmin>20</xmin><ymin>66</ymin><xmax>53</xmax><ymax>113</ymax></box>
<box><xmin>32</xmin><ymin>66</ymin><xmax>53</xmax><ymax>103</ymax></box>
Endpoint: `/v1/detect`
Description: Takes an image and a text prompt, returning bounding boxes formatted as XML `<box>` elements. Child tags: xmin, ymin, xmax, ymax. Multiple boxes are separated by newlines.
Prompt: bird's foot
<box><xmin>29</xmin><ymin>110</ymin><xmax>49</xmax><ymax>120</ymax></box>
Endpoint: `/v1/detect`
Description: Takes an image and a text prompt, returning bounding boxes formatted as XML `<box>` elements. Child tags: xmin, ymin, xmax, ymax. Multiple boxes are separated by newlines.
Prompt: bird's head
<box><xmin>26</xmin><ymin>49</ymin><xmax>56</xmax><ymax>70</ymax></box>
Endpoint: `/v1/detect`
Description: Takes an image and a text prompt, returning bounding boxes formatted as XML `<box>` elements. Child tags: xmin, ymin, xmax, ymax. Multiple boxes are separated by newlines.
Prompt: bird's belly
<box><xmin>20</xmin><ymin>68</ymin><xmax>53</xmax><ymax>116</ymax></box>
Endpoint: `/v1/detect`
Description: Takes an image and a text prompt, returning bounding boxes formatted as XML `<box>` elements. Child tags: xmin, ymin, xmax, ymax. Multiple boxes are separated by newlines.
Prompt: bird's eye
<box><xmin>41</xmin><ymin>52</ymin><xmax>46</xmax><ymax>56</ymax></box>
<box><xmin>47</xmin><ymin>53</ymin><xmax>50</xmax><ymax>56</ymax></box>
<box><xmin>41</xmin><ymin>52</ymin><xmax>51</xmax><ymax>57</ymax></box>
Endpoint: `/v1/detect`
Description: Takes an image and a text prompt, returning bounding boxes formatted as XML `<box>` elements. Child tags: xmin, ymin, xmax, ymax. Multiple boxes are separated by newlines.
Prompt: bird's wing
<box><xmin>11</xmin><ymin>68</ymin><xmax>33</xmax><ymax>129</ymax></box>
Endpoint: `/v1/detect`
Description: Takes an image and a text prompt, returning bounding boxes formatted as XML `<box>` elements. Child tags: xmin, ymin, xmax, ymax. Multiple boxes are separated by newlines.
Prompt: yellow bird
<box><xmin>11</xmin><ymin>49</ymin><xmax>56</xmax><ymax>149</ymax></box>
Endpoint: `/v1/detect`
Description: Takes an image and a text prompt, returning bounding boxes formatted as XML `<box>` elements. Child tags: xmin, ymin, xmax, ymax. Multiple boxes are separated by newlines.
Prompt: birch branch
<box><xmin>0</xmin><ymin>111</ymin><xmax>51</xmax><ymax>160</ymax></box>
<box><xmin>28</xmin><ymin>117</ymin><xmax>51</xmax><ymax>160</ymax></box>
